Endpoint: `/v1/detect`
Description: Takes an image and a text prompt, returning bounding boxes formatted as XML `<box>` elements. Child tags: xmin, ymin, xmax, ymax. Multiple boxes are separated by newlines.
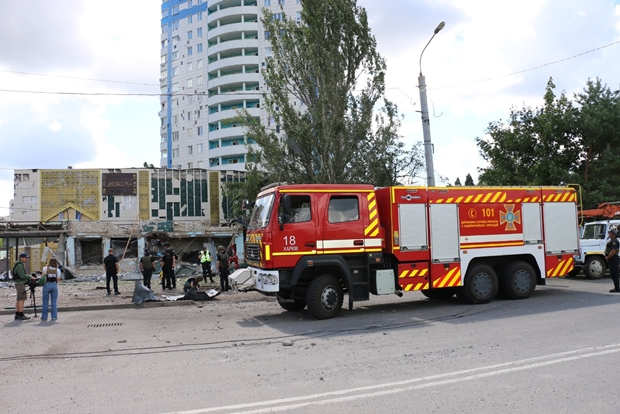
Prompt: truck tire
<box><xmin>499</xmin><ymin>261</ymin><xmax>536</xmax><ymax>299</ymax></box>
<box><xmin>584</xmin><ymin>256</ymin><xmax>606</xmax><ymax>279</ymax></box>
<box><xmin>306</xmin><ymin>274</ymin><xmax>343</xmax><ymax>320</ymax></box>
<box><xmin>421</xmin><ymin>288</ymin><xmax>456</xmax><ymax>300</ymax></box>
<box><xmin>457</xmin><ymin>264</ymin><xmax>497</xmax><ymax>304</ymax></box>
<box><xmin>276</xmin><ymin>296</ymin><xmax>306</xmax><ymax>312</ymax></box>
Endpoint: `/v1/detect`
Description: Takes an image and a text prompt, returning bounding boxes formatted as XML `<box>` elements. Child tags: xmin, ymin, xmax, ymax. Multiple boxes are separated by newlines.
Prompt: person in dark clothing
<box><xmin>217</xmin><ymin>245</ymin><xmax>230</xmax><ymax>292</ymax></box>
<box><xmin>12</xmin><ymin>253</ymin><xmax>36</xmax><ymax>320</ymax></box>
<box><xmin>183</xmin><ymin>275</ymin><xmax>203</xmax><ymax>293</ymax></box>
<box><xmin>161</xmin><ymin>242</ymin><xmax>177</xmax><ymax>290</ymax></box>
<box><xmin>606</xmin><ymin>229</ymin><xmax>620</xmax><ymax>293</ymax></box>
<box><xmin>139</xmin><ymin>250</ymin><xmax>156</xmax><ymax>290</ymax></box>
<box><xmin>103</xmin><ymin>248</ymin><xmax>120</xmax><ymax>295</ymax></box>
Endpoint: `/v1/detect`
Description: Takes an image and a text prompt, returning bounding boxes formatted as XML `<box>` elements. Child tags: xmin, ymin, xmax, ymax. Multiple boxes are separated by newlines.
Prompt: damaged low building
<box><xmin>3</xmin><ymin>168</ymin><xmax>245</xmax><ymax>273</ymax></box>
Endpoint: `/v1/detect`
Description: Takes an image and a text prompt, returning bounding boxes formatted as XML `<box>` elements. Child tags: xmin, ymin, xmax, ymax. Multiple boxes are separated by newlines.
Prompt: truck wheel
<box><xmin>457</xmin><ymin>264</ymin><xmax>497</xmax><ymax>304</ymax></box>
<box><xmin>306</xmin><ymin>274</ymin><xmax>343</xmax><ymax>320</ymax></box>
<box><xmin>276</xmin><ymin>297</ymin><xmax>306</xmax><ymax>312</ymax></box>
<box><xmin>584</xmin><ymin>256</ymin><xmax>606</xmax><ymax>279</ymax></box>
<box><xmin>499</xmin><ymin>261</ymin><xmax>536</xmax><ymax>299</ymax></box>
<box><xmin>421</xmin><ymin>288</ymin><xmax>456</xmax><ymax>300</ymax></box>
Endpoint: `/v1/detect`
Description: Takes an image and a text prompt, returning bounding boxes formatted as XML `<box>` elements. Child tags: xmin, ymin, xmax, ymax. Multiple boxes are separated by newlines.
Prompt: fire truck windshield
<box><xmin>249</xmin><ymin>193</ymin><xmax>275</xmax><ymax>228</ymax></box>
<box><xmin>582</xmin><ymin>223</ymin><xmax>607</xmax><ymax>240</ymax></box>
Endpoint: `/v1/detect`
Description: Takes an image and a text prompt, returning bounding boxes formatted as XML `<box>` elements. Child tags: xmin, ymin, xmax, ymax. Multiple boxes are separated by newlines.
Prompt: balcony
<box><xmin>208</xmin><ymin>72</ymin><xmax>260</xmax><ymax>90</ymax></box>
<box><xmin>207</xmin><ymin>38</ymin><xmax>258</xmax><ymax>56</ymax></box>
<box><xmin>208</xmin><ymin>5</ymin><xmax>258</xmax><ymax>24</ymax></box>
<box><xmin>208</xmin><ymin>22</ymin><xmax>259</xmax><ymax>41</ymax></box>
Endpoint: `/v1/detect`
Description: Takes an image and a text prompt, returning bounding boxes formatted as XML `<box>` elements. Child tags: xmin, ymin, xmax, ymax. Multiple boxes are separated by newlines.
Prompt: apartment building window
<box><xmin>188</xmin><ymin>112</ymin><xmax>192</xmax><ymax>121</ymax></box>
<box><xmin>188</xmin><ymin>15</ymin><xmax>193</xmax><ymax>24</ymax></box>
<box><xmin>161</xmin><ymin>69</ymin><xmax>168</xmax><ymax>79</ymax></box>
<box><xmin>188</xmin><ymin>78</ymin><xmax>193</xmax><ymax>87</ymax></box>
<box><xmin>197</xmin><ymin>161</ymin><xmax>204</xmax><ymax>168</ymax></box>
<box><xmin>161</xmin><ymin>133</ymin><xmax>168</xmax><ymax>142</ymax></box>
<box><xmin>162</xmin><ymin>9</ymin><xmax>169</xmax><ymax>18</ymax></box>
<box><xmin>188</xmin><ymin>30</ymin><xmax>193</xmax><ymax>39</ymax></box>
<box><xmin>198</xmin><ymin>11</ymin><xmax>203</xmax><ymax>20</ymax></box>
<box><xmin>264</xmin><ymin>0</ymin><xmax>271</xmax><ymax>5</ymax></box>
<box><xmin>172</xmin><ymin>83</ymin><xmax>179</xmax><ymax>92</ymax></box>
<box><xmin>265</xmin><ymin>31</ymin><xmax>270</xmax><ymax>40</ymax></box>
<box><xmin>172</xmin><ymin>148</ymin><xmax>179</xmax><ymax>158</ymax></box>
<box><xmin>173</xmin><ymin>35</ymin><xmax>180</xmax><ymax>45</ymax></box>
<box><xmin>197</xmin><ymin>59</ymin><xmax>203</xmax><ymax>69</ymax></box>
<box><xmin>172</xmin><ymin>131</ymin><xmax>179</xmax><ymax>141</ymax></box>
<box><xmin>196</xmin><ymin>110</ymin><xmax>201</xmax><ymax>118</ymax></box>
<box><xmin>162</xmin><ymin>25</ymin><xmax>168</xmax><ymax>34</ymax></box>
<box><xmin>173</xmin><ymin>51</ymin><xmax>179</xmax><ymax>60</ymax></box>
<box><xmin>296</xmin><ymin>12</ymin><xmax>301</xmax><ymax>20</ymax></box>
<box><xmin>188</xmin><ymin>46</ymin><xmax>193</xmax><ymax>56</ymax></box>
<box><xmin>265</xmin><ymin>47</ymin><xmax>272</xmax><ymax>57</ymax></box>
<box><xmin>173</xmin><ymin>21</ymin><xmax>179</xmax><ymax>30</ymax></box>
<box><xmin>172</xmin><ymin>66</ymin><xmax>179</xmax><ymax>76</ymax></box>
<box><xmin>161</xmin><ymin>39</ymin><xmax>167</xmax><ymax>48</ymax></box>
<box><xmin>172</xmin><ymin>5</ymin><xmax>179</xmax><ymax>14</ymax></box>
<box><xmin>188</xmin><ymin>145</ymin><xmax>193</xmax><ymax>155</ymax></box>
<box><xmin>161</xmin><ymin>150</ymin><xmax>168</xmax><ymax>158</ymax></box>
<box><xmin>188</xmin><ymin>162</ymin><xmax>193</xmax><ymax>169</ymax></box>
<box><xmin>161</xmin><ymin>117</ymin><xmax>167</xmax><ymax>127</ymax></box>
<box><xmin>197</xmin><ymin>143</ymin><xmax>204</xmax><ymax>153</ymax></box>
<box><xmin>198</xmin><ymin>126</ymin><xmax>204</xmax><ymax>136</ymax></box>
<box><xmin>273</xmin><ymin>13</ymin><xmax>282</xmax><ymax>21</ymax></box>
<box><xmin>278</xmin><ymin>0</ymin><xmax>285</xmax><ymax>4</ymax></box>
<box><xmin>188</xmin><ymin>0</ymin><xmax>193</xmax><ymax>6</ymax></box>
<box><xmin>196</xmin><ymin>76</ymin><xmax>202</xmax><ymax>86</ymax></box>
<box><xmin>197</xmin><ymin>43</ymin><xmax>203</xmax><ymax>53</ymax></box>
<box><xmin>161</xmin><ymin>54</ymin><xmax>167</xmax><ymax>64</ymax></box>
<box><xmin>197</xmin><ymin>28</ymin><xmax>203</xmax><ymax>36</ymax></box>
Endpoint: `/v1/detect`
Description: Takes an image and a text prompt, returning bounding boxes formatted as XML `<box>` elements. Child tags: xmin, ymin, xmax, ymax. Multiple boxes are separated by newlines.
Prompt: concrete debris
<box><xmin>132</xmin><ymin>281</ymin><xmax>164</xmax><ymax>305</ymax></box>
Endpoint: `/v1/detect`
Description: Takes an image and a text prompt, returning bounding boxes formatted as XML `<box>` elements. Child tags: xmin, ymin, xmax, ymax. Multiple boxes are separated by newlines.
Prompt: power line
<box><xmin>0</xmin><ymin>69</ymin><xmax>159</xmax><ymax>86</ymax></box>
<box><xmin>431</xmin><ymin>39</ymin><xmax>620</xmax><ymax>91</ymax></box>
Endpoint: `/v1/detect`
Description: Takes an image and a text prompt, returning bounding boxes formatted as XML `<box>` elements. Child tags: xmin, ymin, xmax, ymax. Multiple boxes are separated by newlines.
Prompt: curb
<box><xmin>0</xmin><ymin>300</ymin><xmax>193</xmax><ymax>316</ymax></box>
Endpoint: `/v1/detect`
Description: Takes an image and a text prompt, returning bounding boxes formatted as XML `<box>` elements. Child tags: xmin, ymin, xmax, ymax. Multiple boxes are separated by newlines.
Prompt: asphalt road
<box><xmin>2</xmin><ymin>275</ymin><xmax>620</xmax><ymax>414</ymax></box>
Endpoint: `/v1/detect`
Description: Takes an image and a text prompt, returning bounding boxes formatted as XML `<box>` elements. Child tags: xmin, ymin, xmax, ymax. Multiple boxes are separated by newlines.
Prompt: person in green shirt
<box><xmin>13</xmin><ymin>253</ymin><xmax>36</xmax><ymax>321</ymax></box>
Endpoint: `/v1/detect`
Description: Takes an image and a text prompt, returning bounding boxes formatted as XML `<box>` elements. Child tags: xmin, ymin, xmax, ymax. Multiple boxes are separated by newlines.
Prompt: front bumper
<box><xmin>248</xmin><ymin>266</ymin><xmax>280</xmax><ymax>294</ymax></box>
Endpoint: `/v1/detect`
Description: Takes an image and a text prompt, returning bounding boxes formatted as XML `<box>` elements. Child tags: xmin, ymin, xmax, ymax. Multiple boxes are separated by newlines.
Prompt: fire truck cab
<box><xmin>245</xmin><ymin>184</ymin><xmax>580</xmax><ymax>320</ymax></box>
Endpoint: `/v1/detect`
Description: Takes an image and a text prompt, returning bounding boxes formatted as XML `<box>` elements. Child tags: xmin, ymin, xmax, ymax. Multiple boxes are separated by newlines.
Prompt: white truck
<box><xmin>572</xmin><ymin>220</ymin><xmax>620</xmax><ymax>278</ymax></box>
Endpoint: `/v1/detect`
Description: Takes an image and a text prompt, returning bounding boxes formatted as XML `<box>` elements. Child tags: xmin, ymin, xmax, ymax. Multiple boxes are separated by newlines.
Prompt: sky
<box><xmin>1</xmin><ymin>0</ymin><xmax>619</xmax><ymax>217</ymax></box>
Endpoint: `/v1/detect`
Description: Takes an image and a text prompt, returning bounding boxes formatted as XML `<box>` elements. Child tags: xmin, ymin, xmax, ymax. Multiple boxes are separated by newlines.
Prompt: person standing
<box><xmin>12</xmin><ymin>253</ymin><xmax>36</xmax><ymax>320</ymax></box>
<box><xmin>161</xmin><ymin>242</ymin><xmax>177</xmax><ymax>290</ymax></box>
<box><xmin>139</xmin><ymin>250</ymin><xmax>156</xmax><ymax>290</ymax></box>
<box><xmin>217</xmin><ymin>246</ymin><xmax>230</xmax><ymax>292</ymax></box>
<box><xmin>199</xmin><ymin>247</ymin><xmax>214</xmax><ymax>283</ymax></box>
<box><xmin>41</xmin><ymin>258</ymin><xmax>62</xmax><ymax>321</ymax></box>
<box><xmin>103</xmin><ymin>248</ymin><xmax>120</xmax><ymax>295</ymax></box>
<box><xmin>606</xmin><ymin>229</ymin><xmax>620</xmax><ymax>293</ymax></box>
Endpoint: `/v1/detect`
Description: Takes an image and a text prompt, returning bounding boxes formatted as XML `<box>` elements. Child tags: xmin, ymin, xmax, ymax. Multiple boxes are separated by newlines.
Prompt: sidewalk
<box><xmin>0</xmin><ymin>277</ymin><xmax>265</xmax><ymax>316</ymax></box>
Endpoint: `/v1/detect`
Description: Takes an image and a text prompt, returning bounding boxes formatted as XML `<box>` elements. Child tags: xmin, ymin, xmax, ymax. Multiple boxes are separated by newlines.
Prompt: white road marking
<box><xmin>167</xmin><ymin>343</ymin><xmax>620</xmax><ymax>414</ymax></box>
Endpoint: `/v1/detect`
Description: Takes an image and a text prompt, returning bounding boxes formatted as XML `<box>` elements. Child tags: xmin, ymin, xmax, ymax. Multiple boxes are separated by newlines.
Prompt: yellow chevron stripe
<box><xmin>370</xmin><ymin>229</ymin><xmax>379</xmax><ymax>237</ymax></box>
<box><xmin>438</xmin><ymin>267</ymin><xmax>458</xmax><ymax>288</ymax></box>
<box><xmin>364</xmin><ymin>218</ymin><xmax>378</xmax><ymax>236</ymax></box>
<box><xmin>367</xmin><ymin>193</ymin><xmax>375</xmax><ymax>201</ymax></box>
<box><xmin>465</xmin><ymin>195</ymin><xmax>473</xmax><ymax>203</ymax></box>
<box><xmin>368</xmin><ymin>199</ymin><xmax>377</xmax><ymax>210</ymax></box>
<box><xmin>448</xmin><ymin>270</ymin><xmax>462</xmax><ymax>286</ymax></box>
<box><xmin>265</xmin><ymin>244</ymin><xmax>271</xmax><ymax>260</ymax></box>
<box><xmin>399</xmin><ymin>270</ymin><xmax>408</xmax><ymax>278</ymax></box>
<box><xmin>560</xmin><ymin>258</ymin><xmax>573</xmax><ymax>276</ymax></box>
<box><xmin>491</xmin><ymin>192</ymin><xmax>501</xmax><ymax>202</ymax></box>
<box><xmin>474</xmin><ymin>194</ymin><xmax>483</xmax><ymax>203</ymax></box>
<box><xmin>420</xmin><ymin>268</ymin><xmax>428</xmax><ymax>276</ymax></box>
<box><xmin>456</xmin><ymin>196</ymin><xmax>464</xmax><ymax>203</ymax></box>
<box><xmin>446</xmin><ymin>198</ymin><xmax>454</xmax><ymax>203</ymax></box>
<box><xmin>482</xmin><ymin>193</ymin><xmax>492</xmax><ymax>202</ymax></box>
<box><xmin>369</xmin><ymin>209</ymin><xmax>377</xmax><ymax>220</ymax></box>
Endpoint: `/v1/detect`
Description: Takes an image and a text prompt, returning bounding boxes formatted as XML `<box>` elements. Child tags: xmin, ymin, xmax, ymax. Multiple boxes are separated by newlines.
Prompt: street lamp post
<box><xmin>418</xmin><ymin>21</ymin><xmax>445</xmax><ymax>187</ymax></box>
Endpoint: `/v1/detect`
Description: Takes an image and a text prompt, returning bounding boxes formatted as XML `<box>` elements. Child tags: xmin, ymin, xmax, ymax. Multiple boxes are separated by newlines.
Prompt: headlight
<box><xmin>259</xmin><ymin>274</ymin><xmax>279</xmax><ymax>285</ymax></box>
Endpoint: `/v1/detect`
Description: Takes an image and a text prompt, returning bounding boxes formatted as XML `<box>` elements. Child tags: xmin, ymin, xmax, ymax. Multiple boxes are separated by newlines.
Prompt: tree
<box><xmin>238</xmin><ymin>0</ymin><xmax>423</xmax><ymax>189</ymax></box>
<box><xmin>476</xmin><ymin>77</ymin><xmax>620</xmax><ymax>208</ymax></box>
<box><xmin>454</xmin><ymin>177</ymin><xmax>462</xmax><ymax>186</ymax></box>
<box><xmin>464</xmin><ymin>173</ymin><xmax>475</xmax><ymax>186</ymax></box>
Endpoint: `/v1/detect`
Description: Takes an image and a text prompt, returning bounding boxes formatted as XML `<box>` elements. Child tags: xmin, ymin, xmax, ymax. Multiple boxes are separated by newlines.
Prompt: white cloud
<box><xmin>49</xmin><ymin>121</ymin><xmax>62</xmax><ymax>132</ymax></box>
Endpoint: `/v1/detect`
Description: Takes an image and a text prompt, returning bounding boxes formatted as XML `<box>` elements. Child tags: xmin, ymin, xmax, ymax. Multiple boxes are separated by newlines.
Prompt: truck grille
<box><xmin>246</xmin><ymin>243</ymin><xmax>261</xmax><ymax>262</ymax></box>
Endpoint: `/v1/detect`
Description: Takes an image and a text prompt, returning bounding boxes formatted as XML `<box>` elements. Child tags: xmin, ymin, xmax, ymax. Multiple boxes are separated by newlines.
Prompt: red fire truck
<box><xmin>245</xmin><ymin>184</ymin><xmax>580</xmax><ymax>319</ymax></box>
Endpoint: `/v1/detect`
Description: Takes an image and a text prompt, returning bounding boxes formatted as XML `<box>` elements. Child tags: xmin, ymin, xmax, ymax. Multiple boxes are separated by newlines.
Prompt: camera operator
<box><xmin>12</xmin><ymin>253</ymin><xmax>36</xmax><ymax>321</ymax></box>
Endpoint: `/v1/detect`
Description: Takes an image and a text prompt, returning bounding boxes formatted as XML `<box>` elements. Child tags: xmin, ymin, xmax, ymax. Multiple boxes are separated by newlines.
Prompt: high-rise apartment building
<box><xmin>159</xmin><ymin>0</ymin><xmax>302</xmax><ymax>171</ymax></box>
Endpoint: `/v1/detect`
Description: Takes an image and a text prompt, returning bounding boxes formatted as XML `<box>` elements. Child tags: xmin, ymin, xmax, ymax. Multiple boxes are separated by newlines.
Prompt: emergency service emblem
<box><xmin>500</xmin><ymin>204</ymin><xmax>521</xmax><ymax>231</ymax></box>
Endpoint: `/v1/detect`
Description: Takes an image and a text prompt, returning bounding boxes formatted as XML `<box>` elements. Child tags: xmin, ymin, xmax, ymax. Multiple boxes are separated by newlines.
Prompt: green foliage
<box><xmin>477</xmin><ymin>77</ymin><xmax>620</xmax><ymax>208</ymax></box>
<box><xmin>454</xmin><ymin>177</ymin><xmax>462</xmax><ymax>186</ymax></box>
<box><xmin>237</xmin><ymin>0</ymin><xmax>423</xmax><ymax>189</ymax></box>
